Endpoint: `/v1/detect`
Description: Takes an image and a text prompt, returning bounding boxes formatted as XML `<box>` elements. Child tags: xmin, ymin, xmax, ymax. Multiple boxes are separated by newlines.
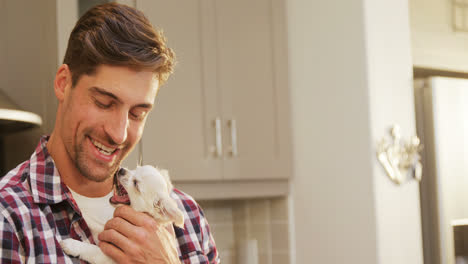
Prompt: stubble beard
<box><xmin>73</xmin><ymin>133</ymin><xmax>122</xmax><ymax>183</ymax></box>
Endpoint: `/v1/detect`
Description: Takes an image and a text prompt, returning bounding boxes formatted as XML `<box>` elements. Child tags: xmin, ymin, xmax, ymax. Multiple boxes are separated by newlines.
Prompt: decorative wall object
<box><xmin>377</xmin><ymin>124</ymin><xmax>423</xmax><ymax>185</ymax></box>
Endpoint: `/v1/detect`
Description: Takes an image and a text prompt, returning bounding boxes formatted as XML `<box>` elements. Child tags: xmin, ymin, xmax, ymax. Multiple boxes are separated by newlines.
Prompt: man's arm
<box><xmin>180</xmin><ymin>203</ymin><xmax>219</xmax><ymax>264</ymax></box>
<box><xmin>0</xmin><ymin>215</ymin><xmax>24</xmax><ymax>264</ymax></box>
<box><xmin>199</xmin><ymin>208</ymin><xmax>219</xmax><ymax>264</ymax></box>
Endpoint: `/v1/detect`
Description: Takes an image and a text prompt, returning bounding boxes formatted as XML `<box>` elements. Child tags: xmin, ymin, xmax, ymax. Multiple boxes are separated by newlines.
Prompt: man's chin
<box><xmin>77</xmin><ymin>163</ymin><xmax>119</xmax><ymax>183</ymax></box>
<box><xmin>75</xmin><ymin>147</ymin><xmax>126</xmax><ymax>182</ymax></box>
<box><xmin>83</xmin><ymin>173</ymin><xmax>113</xmax><ymax>183</ymax></box>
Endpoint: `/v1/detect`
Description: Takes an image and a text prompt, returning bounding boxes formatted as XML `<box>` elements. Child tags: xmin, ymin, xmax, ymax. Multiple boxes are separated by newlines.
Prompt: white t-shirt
<box><xmin>69</xmin><ymin>189</ymin><xmax>115</xmax><ymax>244</ymax></box>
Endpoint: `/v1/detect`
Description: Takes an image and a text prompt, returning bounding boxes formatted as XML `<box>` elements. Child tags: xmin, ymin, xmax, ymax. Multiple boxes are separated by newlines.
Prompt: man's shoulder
<box><xmin>171</xmin><ymin>187</ymin><xmax>211</xmax><ymax>223</ymax></box>
<box><xmin>171</xmin><ymin>188</ymin><xmax>201</xmax><ymax>214</ymax></box>
<box><xmin>0</xmin><ymin>160</ymin><xmax>34</xmax><ymax>210</ymax></box>
<box><xmin>171</xmin><ymin>188</ymin><xmax>219</xmax><ymax>262</ymax></box>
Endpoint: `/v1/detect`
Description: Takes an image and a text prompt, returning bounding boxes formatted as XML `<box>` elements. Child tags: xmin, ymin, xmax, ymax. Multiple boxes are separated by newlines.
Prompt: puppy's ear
<box><xmin>159</xmin><ymin>169</ymin><xmax>174</xmax><ymax>193</ymax></box>
<box><xmin>159</xmin><ymin>197</ymin><xmax>185</xmax><ymax>228</ymax></box>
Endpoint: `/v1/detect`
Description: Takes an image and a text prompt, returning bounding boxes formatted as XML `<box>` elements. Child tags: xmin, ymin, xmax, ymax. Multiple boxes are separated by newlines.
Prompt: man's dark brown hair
<box><xmin>63</xmin><ymin>3</ymin><xmax>175</xmax><ymax>87</ymax></box>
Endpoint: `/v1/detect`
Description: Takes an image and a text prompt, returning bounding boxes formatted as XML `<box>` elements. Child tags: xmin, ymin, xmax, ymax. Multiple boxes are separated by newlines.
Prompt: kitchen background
<box><xmin>0</xmin><ymin>0</ymin><xmax>466</xmax><ymax>263</ymax></box>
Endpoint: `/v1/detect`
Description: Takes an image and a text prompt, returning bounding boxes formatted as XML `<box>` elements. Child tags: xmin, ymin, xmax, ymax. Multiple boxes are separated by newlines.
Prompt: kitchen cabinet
<box><xmin>135</xmin><ymin>0</ymin><xmax>292</xmax><ymax>182</ymax></box>
<box><xmin>409</xmin><ymin>0</ymin><xmax>468</xmax><ymax>72</ymax></box>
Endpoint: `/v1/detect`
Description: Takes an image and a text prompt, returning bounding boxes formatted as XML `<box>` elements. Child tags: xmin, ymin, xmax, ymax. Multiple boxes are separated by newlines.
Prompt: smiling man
<box><xmin>50</xmin><ymin>66</ymin><xmax>157</xmax><ymax>195</ymax></box>
<box><xmin>0</xmin><ymin>3</ymin><xmax>218</xmax><ymax>264</ymax></box>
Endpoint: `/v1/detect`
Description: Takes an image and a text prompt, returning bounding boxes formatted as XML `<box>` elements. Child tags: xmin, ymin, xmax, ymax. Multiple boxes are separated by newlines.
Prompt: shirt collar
<box><xmin>29</xmin><ymin>136</ymin><xmax>121</xmax><ymax>208</ymax></box>
<box><xmin>28</xmin><ymin>136</ymin><xmax>70</xmax><ymax>204</ymax></box>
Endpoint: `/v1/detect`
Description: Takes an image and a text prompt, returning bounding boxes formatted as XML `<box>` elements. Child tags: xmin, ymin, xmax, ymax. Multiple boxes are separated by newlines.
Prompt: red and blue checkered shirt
<box><xmin>0</xmin><ymin>136</ymin><xmax>219</xmax><ymax>263</ymax></box>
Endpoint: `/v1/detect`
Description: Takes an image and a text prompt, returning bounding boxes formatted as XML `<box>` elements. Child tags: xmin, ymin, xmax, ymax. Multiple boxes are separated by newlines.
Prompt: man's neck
<box><xmin>46</xmin><ymin>132</ymin><xmax>113</xmax><ymax>198</ymax></box>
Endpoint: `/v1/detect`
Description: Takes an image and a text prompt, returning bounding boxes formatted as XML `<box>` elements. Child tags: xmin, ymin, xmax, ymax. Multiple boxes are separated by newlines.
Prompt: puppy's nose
<box><xmin>118</xmin><ymin>168</ymin><xmax>127</xmax><ymax>176</ymax></box>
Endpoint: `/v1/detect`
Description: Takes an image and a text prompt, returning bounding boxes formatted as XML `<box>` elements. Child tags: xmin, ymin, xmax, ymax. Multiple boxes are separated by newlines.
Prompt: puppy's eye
<box><xmin>133</xmin><ymin>179</ymin><xmax>141</xmax><ymax>192</ymax></box>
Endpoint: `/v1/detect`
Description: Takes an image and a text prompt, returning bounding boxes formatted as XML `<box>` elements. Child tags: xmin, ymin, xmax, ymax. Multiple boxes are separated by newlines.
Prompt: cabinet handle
<box><xmin>211</xmin><ymin>118</ymin><xmax>223</xmax><ymax>157</ymax></box>
<box><xmin>228</xmin><ymin>119</ymin><xmax>238</xmax><ymax>157</ymax></box>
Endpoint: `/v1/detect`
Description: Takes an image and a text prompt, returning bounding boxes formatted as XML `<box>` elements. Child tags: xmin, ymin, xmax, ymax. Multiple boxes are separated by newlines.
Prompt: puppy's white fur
<box><xmin>60</xmin><ymin>165</ymin><xmax>184</xmax><ymax>264</ymax></box>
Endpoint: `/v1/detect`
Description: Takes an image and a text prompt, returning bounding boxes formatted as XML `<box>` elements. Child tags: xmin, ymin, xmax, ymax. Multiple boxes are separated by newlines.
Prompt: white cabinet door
<box><xmin>216</xmin><ymin>0</ymin><xmax>291</xmax><ymax>180</ymax></box>
<box><xmin>137</xmin><ymin>0</ymin><xmax>292</xmax><ymax>181</ymax></box>
<box><xmin>137</xmin><ymin>0</ymin><xmax>221</xmax><ymax>181</ymax></box>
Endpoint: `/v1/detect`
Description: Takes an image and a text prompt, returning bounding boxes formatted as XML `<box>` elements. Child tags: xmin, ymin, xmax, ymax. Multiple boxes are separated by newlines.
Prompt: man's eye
<box><xmin>95</xmin><ymin>100</ymin><xmax>112</xmax><ymax>109</ymax></box>
<box><xmin>130</xmin><ymin>110</ymin><xmax>148</xmax><ymax>120</ymax></box>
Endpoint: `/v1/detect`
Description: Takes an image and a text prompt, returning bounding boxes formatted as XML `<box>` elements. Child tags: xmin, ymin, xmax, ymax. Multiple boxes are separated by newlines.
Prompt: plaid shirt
<box><xmin>0</xmin><ymin>136</ymin><xmax>219</xmax><ymax>263</ymax></box>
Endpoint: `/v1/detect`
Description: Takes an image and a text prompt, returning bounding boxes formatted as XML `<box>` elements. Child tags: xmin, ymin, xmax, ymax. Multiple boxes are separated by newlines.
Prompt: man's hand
<box><xmin>98</xmin><ymin>205</ymin><xmax>180</xmax><ymax>264</ymax></box>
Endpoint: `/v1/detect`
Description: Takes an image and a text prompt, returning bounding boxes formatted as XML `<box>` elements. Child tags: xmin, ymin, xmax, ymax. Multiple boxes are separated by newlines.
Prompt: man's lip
<box><xmin>87</xmin><ymin>136</ymin><xmax>120</xmax><ymax>161</ymax></box>
<box><xmin>88</xmin><ymin>136</ymin><xmax>121</xmax><ymax>152</ymax></box>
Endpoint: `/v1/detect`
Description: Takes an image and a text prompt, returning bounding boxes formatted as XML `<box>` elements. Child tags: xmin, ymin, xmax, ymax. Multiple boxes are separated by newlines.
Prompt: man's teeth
<box><xmin>91</xmin><ymin>139</ymin><xmax>116</xmax><ymax>155</ymax></box>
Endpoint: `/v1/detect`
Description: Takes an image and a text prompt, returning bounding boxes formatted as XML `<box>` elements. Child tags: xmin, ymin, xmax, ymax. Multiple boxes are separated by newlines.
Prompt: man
<box><xmin>0</xmin><ymin>3</ymin><xmax>219</xmax><ymax>263</ymax></box>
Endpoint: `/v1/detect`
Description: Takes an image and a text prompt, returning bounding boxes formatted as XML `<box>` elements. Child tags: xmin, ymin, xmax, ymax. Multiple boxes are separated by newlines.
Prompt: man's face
<box><xmin>59</xmin><ymin>65</ymin><xmax>159</xmax><ymax>182</ymax></box>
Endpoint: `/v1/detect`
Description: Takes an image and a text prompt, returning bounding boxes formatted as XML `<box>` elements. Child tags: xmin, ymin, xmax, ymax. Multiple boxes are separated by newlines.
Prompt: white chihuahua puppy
<box><xmin>60</xmin><ymin>165</ymin><xmax>184</xmax><ymax>264</ymax></box>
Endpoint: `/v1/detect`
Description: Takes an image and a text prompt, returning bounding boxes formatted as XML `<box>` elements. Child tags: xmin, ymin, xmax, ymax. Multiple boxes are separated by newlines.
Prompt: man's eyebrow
<box><xmin>89</xmin><ymin>86</ymin><xmax>153</xmax><ymax>109</ymax></box>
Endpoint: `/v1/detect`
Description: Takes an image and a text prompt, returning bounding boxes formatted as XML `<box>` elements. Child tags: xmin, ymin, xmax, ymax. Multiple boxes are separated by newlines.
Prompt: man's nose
<box><xmin>105</xmin><ymin>111</ymin><xmax>129</xmax><ymax>145</ymax></box>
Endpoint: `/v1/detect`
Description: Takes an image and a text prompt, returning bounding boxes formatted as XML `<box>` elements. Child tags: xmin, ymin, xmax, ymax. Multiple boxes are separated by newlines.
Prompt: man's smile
<box><xmin>87</xmin><ymin>136</ymin><xmax>121</xmax><ymax>161</ymax></box>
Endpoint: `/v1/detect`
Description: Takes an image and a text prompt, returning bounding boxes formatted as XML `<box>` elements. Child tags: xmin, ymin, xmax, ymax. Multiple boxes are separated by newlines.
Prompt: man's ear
<box><xmin>54</xmin><ymin>64</ymin><xmax>72</xmax><ymax>102</ymax></box>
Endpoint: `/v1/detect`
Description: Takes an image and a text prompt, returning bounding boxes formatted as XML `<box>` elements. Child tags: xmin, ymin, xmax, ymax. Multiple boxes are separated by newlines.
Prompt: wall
<box><xmin>0</xmin><ymin>0</ymin><xmax>59</xmax><ymax>172</ymax></box>
<box><xmin>199</xmin><ymin>197</ymin><xmax>291</xmax><ymax>264</ymax></box>
<box><xmin>57</xmin><ymin>0</ymin><xmax>78</xmax><ymax>67</ymax></box>
<box><xmin>0</xmin><ymin>0</ymin><xmax>79</xmax><ymax>173</ymax></box>
<box><xmin>287</xmin><ymin>0</ymin><xmax>423</xmax><ymax>263</ymax></box>
<box><xmin>364</xmin><ymin>0</ymin><xmax>424</xmax><ymax>263</ymax></box>
<box><xmin>287</xmin><ymin>0</ymin><xmax>378</xmax><ymax>263</ymax></box>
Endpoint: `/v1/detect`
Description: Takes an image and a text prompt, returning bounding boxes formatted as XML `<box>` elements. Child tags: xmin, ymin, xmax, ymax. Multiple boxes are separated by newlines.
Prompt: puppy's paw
<box><xmin>60</xmin><ymin>238</ymin><xmax>83</xmax><ymax>257</ymax></box>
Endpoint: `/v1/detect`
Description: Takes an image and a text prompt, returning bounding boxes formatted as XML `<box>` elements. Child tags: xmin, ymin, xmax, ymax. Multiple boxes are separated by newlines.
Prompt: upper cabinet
<box><xmin>136</xmin><ymin>0</ymin><xmax>292</xmax><ymax>182</ymax></box>
<box><xmin>409</xmin><ymin>0</ymin><xmax>468</xmax><ymax>72</ymax></box>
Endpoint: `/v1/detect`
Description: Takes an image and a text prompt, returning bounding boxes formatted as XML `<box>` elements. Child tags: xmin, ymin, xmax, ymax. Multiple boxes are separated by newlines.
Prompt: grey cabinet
<box><xmin>133</xmin><ymin>0</ymin><xmax>293</xmax><ymax>182</ymax></box>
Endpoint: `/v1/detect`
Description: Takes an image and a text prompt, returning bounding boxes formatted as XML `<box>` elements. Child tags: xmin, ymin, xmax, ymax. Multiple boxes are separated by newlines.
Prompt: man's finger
<box><xmin>99</xmin><ymin>241</ymin><xmax>128</xmax><ymax>263</ymax></box>
<box><xmin>98</xmin><ymin>227</ymin><xmax>136</xmax><ymax>254</ymax></box>
<box><xmin>114</xmin><ymin>205</ymin><xmax>159</xmax><ymax>231</ymax></box>
<box><xmin>103</xmin><ymin>215</ymin><xmax>140</xmax><ymax>239</ymax></box>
